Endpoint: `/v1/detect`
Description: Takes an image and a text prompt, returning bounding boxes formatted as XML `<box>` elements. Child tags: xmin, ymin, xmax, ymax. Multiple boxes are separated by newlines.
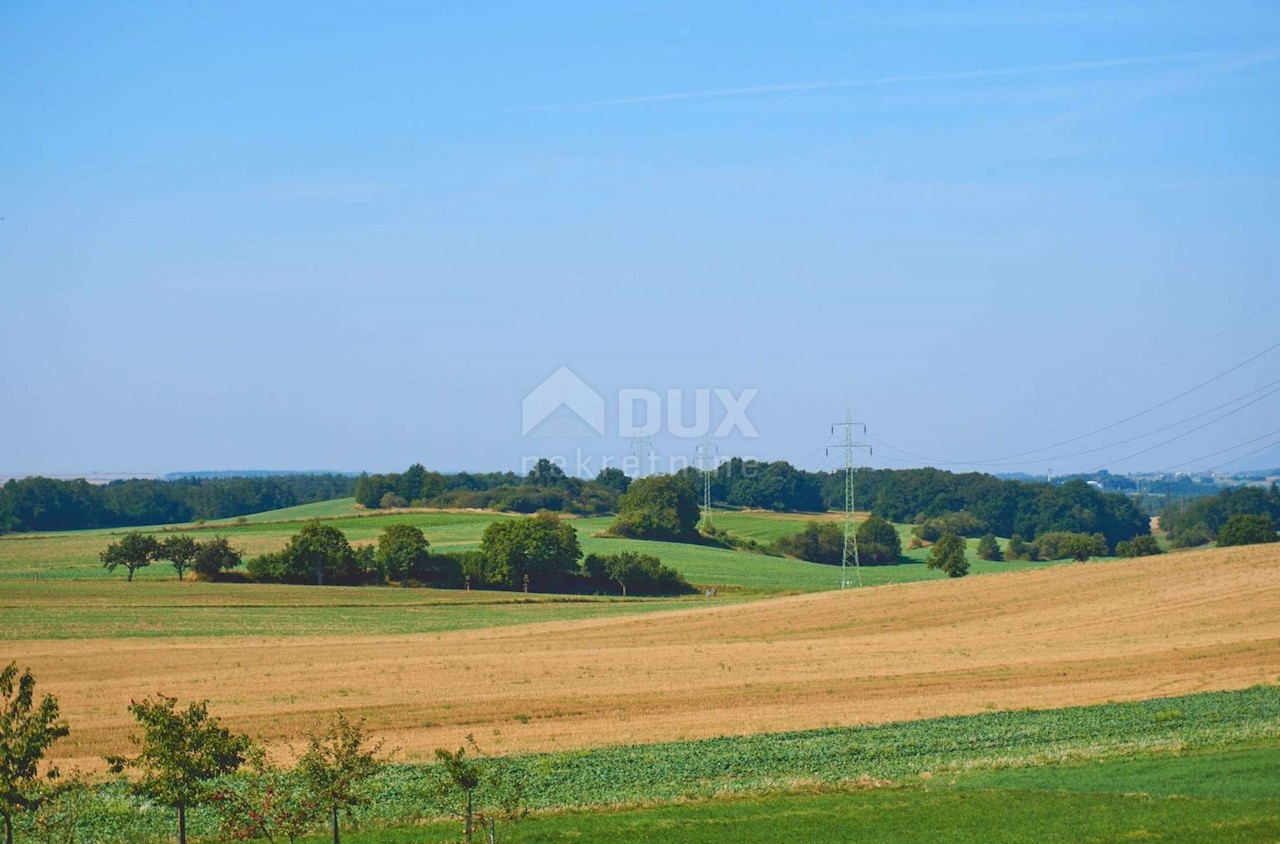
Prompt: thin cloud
<box><xmin>515</xmin><ymin>50</ymin><xmax>1223</xmax><ymax>112</ymax></box>
<box><xmin>857</xmin><ymin>8</ymin><xmax>1139</xmax><ymax>28</ymax></box>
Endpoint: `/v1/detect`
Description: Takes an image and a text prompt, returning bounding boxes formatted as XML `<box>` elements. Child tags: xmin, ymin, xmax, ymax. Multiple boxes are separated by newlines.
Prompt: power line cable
<box><xmin>1150</xmin><ymin>426</ymin><xmax>1280</xmax><ymax>474</ymax></box>
<box><xmin>869</xmin><ymin>338</ymin><xmax>1280</xmax><ymax>468</ymax></box>
<box><xmin>1088</xmin><ymin>387</ymin><xmax>1280</xmax><ymax>472</ymax></box>
<box><xmin>969</xmin><ymin>378</ymin><xmax>1280</xmax><ymax>467</ymax></box>
<box><xmin>892</xmin><ymin>291</ymin><xmax>1280</xmax><ymax>433</ymax></box>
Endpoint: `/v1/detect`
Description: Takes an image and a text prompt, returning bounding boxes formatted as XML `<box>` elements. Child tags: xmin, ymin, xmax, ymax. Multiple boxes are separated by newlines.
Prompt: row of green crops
<box><xmin>17</xmin><ymin>685</ymin><xmax>1280</xmax><ymax>842</ymax></box>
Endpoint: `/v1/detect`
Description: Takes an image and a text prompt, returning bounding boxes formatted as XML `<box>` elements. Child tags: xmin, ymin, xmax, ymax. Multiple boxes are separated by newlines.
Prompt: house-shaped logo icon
<box><xmin>522</xmin><ymin>366</ymin><xmax>606</xmax><ymax>438</ymax></box>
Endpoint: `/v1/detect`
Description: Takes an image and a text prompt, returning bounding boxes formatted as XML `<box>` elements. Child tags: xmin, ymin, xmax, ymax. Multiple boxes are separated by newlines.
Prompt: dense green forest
<box><xmin>360</xmin><ymin>459</ymin><xmax>1150</xmax><ymax>551</ymax></box>
<box><xmin>0</xmin><ymin>474</ymin><xmax>356</xmax><ymax>533</ymax></box>
<box><xmin>1159</xmin><ymin>483</ymin><xmax>1280</xmax><ymax>547</ymax></box>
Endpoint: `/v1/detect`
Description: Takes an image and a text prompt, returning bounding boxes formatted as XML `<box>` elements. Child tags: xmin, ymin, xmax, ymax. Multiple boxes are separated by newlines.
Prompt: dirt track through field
<box><xmin>13</xmin><ymin>545</ymin><xmax>1280</xmax><ymax>768</ymax></box>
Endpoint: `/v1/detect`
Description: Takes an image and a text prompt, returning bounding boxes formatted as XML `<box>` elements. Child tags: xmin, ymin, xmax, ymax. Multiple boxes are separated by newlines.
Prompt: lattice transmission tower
<box><xmin>828</xmin><ymin>410</ymin><xmax>871</xmax><ymax>589</ymax></box>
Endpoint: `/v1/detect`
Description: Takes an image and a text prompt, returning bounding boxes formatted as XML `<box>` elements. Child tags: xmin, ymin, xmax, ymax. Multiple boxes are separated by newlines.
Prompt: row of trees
<box><xmin>353</xmin><ymin>462</ymin><xmax>632</xmax><ymax>517</ymax></box>
<box><xmin>0</xmin><ymin>664</ymin><xmax>519</xmax><ymax>844</ymax></box>
<box><xmin>100</xmin><ymin>534</ymin><xmax>243</xmax><ymax>581</ymax></box>
<box><xmin>0</xmin><ymin>474</ymin><xmax>356</xmax><ymax>534</ymax></box>
<box><xmin>103</xmin><ymin>516</ymin><xmax>694</xmax><ymax>597</ymax></box>
<box><xmin>356</xmin><ymin>461</ymin><xmax>1151</xmax><ymax>551</ymax></box>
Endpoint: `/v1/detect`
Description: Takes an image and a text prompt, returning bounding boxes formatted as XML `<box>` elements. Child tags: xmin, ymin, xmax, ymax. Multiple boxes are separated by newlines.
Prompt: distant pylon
<box><xmin>828</xmin><ymin>409</ymin><xmax>871</xmax><ymax>589</ymax></box>
<box><xmin>630</xmin><ymin>431</ymin><xmax>654</xmax><ymax>478</ymax></box>
<box><xmin>696</xmin><ymin>440</ymin><xmax>718</xmax><ymax>530</ymax></box>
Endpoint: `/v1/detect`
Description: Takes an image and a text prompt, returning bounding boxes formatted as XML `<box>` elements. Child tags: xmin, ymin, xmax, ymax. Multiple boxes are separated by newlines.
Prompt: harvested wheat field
<box><xmin>14</xmin><ymin>544</ymin><xmax>1280</xmax><ymax>769</ymax></box>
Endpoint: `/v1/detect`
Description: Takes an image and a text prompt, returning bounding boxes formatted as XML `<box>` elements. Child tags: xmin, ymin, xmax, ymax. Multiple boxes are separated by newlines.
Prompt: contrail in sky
<box><xmin>514</xmin><ymin>49</ymin><xmax>1226</xmax><ymax>111</ymax></box>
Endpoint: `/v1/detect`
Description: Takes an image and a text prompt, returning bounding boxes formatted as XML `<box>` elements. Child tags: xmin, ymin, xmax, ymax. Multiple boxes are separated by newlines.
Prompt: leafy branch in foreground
<box><xmin>0</xmin><ymin>663</ymin><xmax>69</xmax><ymax>844</ymax></box>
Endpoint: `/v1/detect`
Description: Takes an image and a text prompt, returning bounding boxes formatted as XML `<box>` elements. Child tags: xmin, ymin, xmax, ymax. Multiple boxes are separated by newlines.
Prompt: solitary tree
<box><xmin>976</xmin><ymin>533</ymin><xmax>1003</xmax><ymax>562</ymax></box>
<box><xmin>158</xmin><ymin>536</ymin><xmax>200</xmax><ymax>581</ymax></box>
<box><xmin>610</xmin><ymin>475</ymin><xmax>701</xmax><ymax>542</ymax></box>
<box><xmin>927</xmin><ymin>533</ymin><xmax>969</xmax><ymax>578</ymax></box>
<box><xmin>433</xmin><ymin>737</ymin><xmax>525</xmax><ymax>844</ymax></box>
<box><xmin>376</xmin><ymin>524</ymin><xmax>430</xmax><ymax>586</ymax></box>
<box><xmin>0</xmin><ymin>663</ymin><xmax>69</xmax><ymax>844</ymax></box>
<box><xmin>100</xmin><ymin>531</ymin><xmax>162</xmax><ymax>581</ymax></box>
<box><xmin>109</xmin><ymin>695</ymin><xmax>250</xmax><ymax>844</ymax></box>
<box><xmin>296</xmin><ymin>714</ymin><xmax>385</xmax><ymax>844</ymax></box>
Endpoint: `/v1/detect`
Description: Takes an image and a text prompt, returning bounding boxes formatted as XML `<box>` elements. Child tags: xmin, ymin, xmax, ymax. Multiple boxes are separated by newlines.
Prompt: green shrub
<box><xmin>1216</xmin><ymin>514</ymin><xmax>1278</xmax><ymax>547</ymax></box>
<box><xmin>1115</xmin><ymin>535</ymin><xmax>1163</xmax><ymax>558</ymax></box>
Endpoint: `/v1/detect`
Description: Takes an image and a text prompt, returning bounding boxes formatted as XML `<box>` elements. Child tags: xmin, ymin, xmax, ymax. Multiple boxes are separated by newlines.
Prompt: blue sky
<box><xmin>2</xmin><ymin>1</ymin><xmax>1278</xmax><ymax>477</ymax></box>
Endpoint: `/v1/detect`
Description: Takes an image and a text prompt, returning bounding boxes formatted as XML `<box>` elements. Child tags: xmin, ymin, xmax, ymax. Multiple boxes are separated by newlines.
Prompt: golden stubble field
<box><xmin>12</xmin><ymin>544</ymin><xmax>1280</xmax><ymax>769</ymax></box>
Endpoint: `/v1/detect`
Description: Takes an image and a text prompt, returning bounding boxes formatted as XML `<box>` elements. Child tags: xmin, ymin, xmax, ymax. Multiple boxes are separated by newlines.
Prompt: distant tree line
<box><xmin>360</xmin><ymin>461</ymin><xmax>1149</xmax><ymax>551</ymax></box>
<box><xmin>668</xmin><ymin>462</ymin><xmax>1145</xmax><ymax>549</ymax></box>
<box><xmin>354</xmin><ymin>461</ymin><xmax>630</xmax><ymax>516</ymax></box>
<box><xmin>1158</xmin><ymin>484</ymin><xmax>1280</xmax><ymax>548</ymax></box>
<box><xmin>0</xmin><ymin>474</ymin><xmax>356</xmax><ymax>534</ymax></box>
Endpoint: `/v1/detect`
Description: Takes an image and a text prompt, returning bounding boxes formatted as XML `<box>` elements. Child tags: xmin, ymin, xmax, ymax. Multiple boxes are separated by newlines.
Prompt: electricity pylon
<box><xmin>828</xmin><ymin>410</ymin><xmax>871</xmax><ymax>589</ymax></box>
<box><xmin>630</xmin><ymin>431</ymin><xmax>654</xmax><ymax>478</ymax></box>
<box><xmin>696</xmin><ymin>440</ymin><xmax>717</xmax><ymax>530</ymax></box>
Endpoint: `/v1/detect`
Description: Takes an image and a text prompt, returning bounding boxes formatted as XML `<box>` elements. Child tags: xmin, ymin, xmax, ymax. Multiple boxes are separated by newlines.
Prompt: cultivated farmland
<box><xmin>9</xmin><ymin>541</ymin><xmax>1277</xmax><ymax>771</ymax></box>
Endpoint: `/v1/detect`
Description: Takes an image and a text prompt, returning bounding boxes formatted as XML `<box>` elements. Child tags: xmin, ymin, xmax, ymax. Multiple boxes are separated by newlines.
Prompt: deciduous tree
<box><xmin>109</xmin><ymin>695</ymin><xmax>250</xmax><ymax>844</ymax></box>
<box><xmin>296</xmin><ymin>714</ymin><xmax>385</xmax><ymax>844</ymax></box>
<box><xmin>100</xmin><ymin>531</ymin><xmax>161</xmax><ymax>581</ymax></box>
<box><xmin>610</xmin><ymin>476</ymin><xmax>701</xmax><ymax>542</ymax></box>
<box><xmin>159</xmin><ymin>535</ymin><xmax>200</xmax><ymax>581</ymax></box>
<box><xmin>210</xmin><ymin>752</ymin><xmax>315</xmax><ymax>844</ymax></box>
<box><xmin>376</xmin><ymin>525</ymin><xmax>430</xmax><ymax>586</ymax></box>
<box><xmin>432</xmin><ymin>737</ymin><xmax>525</xmax><ymax>844</ymax></box>
<box><xmin>927</xmin><ymin>533</ymin><xmax>969</xmax><ymax>578</ymax></box>
<box><xmin>479</xmin><ymin>512</ymin><xmax>581</xmax><ymax>590</ymax></box>
<box><xmin>0</xmin><ymin>664</ymin><xmax>69</xmax><ymax>844</ymax></box>
<box><xmin>1216</xmin><ymin>513</ymin><xmax>1278</xmax><ymax>547</ymax></box>
<box><xmin>856</xmin><ymin>515</ymin><xmax>902</xmax><ymax>564</ymax></box>
<box><xmin>192</xmin><ymin>536</ymin><xmax>243</xmax><ymax>580</ymax></box>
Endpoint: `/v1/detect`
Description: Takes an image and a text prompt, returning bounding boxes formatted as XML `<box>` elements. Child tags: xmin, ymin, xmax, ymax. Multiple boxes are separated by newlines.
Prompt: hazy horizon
<box><xmin>4</xmin><ymin>2</ymin><xmax>1278</xmax><ymax>478</ymax></box>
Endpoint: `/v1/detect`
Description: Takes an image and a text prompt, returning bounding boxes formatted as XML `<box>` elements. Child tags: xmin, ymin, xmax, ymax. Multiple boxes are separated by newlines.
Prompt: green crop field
<box><xmin>0</xmin><ymin>504</ymin><xmax>1052</xmax><ymax>590</ymax></box>
<box><xmin>0</xmin><ymin>579</ymin><xmax>714</xmax><ymax>640</ymax></box>
<box><xmin>16</xmin><ymin>686</ymin><xmax>1280</xmax><ymax>842</ymax></box>
<box><xmin>0</xmin><ymin>503</ymin><xmax>1090</xmax><ymax>643</ymax></box>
